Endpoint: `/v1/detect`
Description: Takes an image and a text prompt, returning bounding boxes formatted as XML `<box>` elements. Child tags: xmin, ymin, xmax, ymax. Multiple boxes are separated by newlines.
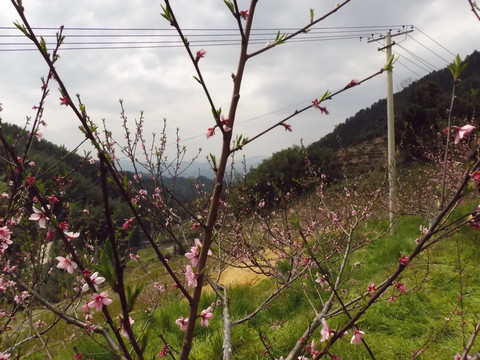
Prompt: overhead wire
<box><xmin>395</xmin><ymin>60</ymin><xmax>422</xmax><ymax>78</ymax></box>
<box><xmin>412</xmin><ymin>26</ymin><xmax>456</xmax><ymax>57</ymax></box>
<box><xmin>0</xmin><ymin>25</ymin><xmax>409</xmax><ymax>52</ymax></box>
<box><xmin>374</xmin><ymin>38</ymin><xmax>425</xmax><ymax>81</ymax></box>
<box><xmin>395</xmin><ymin>43</ymin><xmax>440</xmax><ymax>72</ymax></box>
<box><xmin>0</xmin><ymin>35</ymin><xmax>391</xmax><ymax>51</ymax></box>
<box><xmin>372</xmin><ymin>25</ymin><xmax>456</xmax><ymax>87</ymax></box>
<box><xmin>406</xmin><ymin>34</ymin><xmax>451</xmax><ymax>64</ymax></box>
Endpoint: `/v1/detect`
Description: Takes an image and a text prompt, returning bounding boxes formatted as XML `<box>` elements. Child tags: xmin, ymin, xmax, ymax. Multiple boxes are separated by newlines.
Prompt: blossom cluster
<box><xmin>206</xmin><ymin>115</ymin><xmax>230</xmax><ymax>139</ymax></box>
<box><xmin>175</xmin><ymin>239</ymin><xmax>214</xmax><ymax>331</ymax></box>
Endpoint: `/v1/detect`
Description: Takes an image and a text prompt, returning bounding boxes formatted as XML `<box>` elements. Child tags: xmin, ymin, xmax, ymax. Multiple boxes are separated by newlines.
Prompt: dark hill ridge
<box><xmin>316</xmin><ymin>50</ymin><xmax>480</xmax><ymax>153</ymax></box>
<box><xmin>0</xmin><ymin>122</ymin><xmax>212</xmax><ymax>204</ymax></box>
<box><xmin>1</xmin><ymin>50</ymin><xmax>479</xmax><ymax>210</ymax></box>
<box><xmin>0</xmin><ymin>122</ymin><xmax>214</xmax><ymax>247</ymax></box>
<box><xmin>245</xmin><ymin>50</ymin><xmax>480</xmax><ymax>196</ymax></box>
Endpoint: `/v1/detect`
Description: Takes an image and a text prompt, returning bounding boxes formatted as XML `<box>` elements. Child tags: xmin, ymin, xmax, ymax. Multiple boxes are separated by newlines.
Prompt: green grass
<box><xmin>11</xmin><ymin>203</ymin><xmax>480</xmax><ymax>359</ymax></box>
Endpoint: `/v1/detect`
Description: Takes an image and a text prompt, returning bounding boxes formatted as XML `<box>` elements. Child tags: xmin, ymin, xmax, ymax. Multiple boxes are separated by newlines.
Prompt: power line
<box><xmin>0</xmin><ymin>25</ymin><xmax>410</xmax><ymax>52</ymax></box>
<box><xmin>395</xmin><ymin>59</ymin><xmax>422</xmax><ymax>78</ymax></box>
<box><xmin>373</xmin><ymin>39</ymin><xmax>424</xmax><ymax>80</ymax></box>
<box><xmin>0</xmin><ymin>37</ymin><xmax>387</xmax><ymax>52</ymax></box>
<box><xmin>0</xmin><ymin>34</ymin><xmax>394</xmax><ymax>45</ymax></box>
<box><xmin>395</xmin><ymin>43</ymin><xmax>440</xmax><ymax>72</ymax></box>
<box><xmin>406</xmin><ymin>34</ymin><xmax>451</xmax><ymax>64</ymax></box>
<box><xmin>412</xmin><ymin>26</ymin><xmax>456</xmax><ymax>57</ymax></box>
<box><xmin>0</xmin><ymin>25</ymin><xmax>411</xmax><ymax>31</ymax></box>
<box><xmin>370</xmin><ymin>26</ymin><xmax>458</xmax><ymax>86</ymax></box>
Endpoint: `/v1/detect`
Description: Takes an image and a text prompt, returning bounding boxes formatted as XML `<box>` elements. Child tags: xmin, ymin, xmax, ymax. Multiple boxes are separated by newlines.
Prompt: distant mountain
<box><xmin>117</xmin><ymin>156</ymin><xmax>266</xmax><ymax>179</ymax></box>
<box><xmin>177</xmin><ymin>155</ymin><xmax>267</xmax><ymax>178</ymax></box>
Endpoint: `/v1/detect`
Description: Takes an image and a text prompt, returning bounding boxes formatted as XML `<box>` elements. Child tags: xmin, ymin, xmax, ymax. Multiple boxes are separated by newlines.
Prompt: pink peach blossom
<box><xmin>55</xmin><ymin>256</ymin><xmax>78</xmax><ymax>274</ymax></box>
<box><xmin>185</xmin><ymin>265</ymin><xmax>197</xmax><ymax>287</ymax></box>
<box><xmin>176</xmin><ymin>316</ymin><xmax>188</xmax><ymax>331</ymax></box>
<box><xmin>64</xmin><ymin>231</ymin><xmax>80</xmax><ymax>240</ymax></box>
<box><xmin>200</xmin><ymin>307</ymin><xmax>213</xmax><ymax>327</ymax></box>
<box><xmin>122</xmin><ymin>217</ymin><xmax>134</xmax><ymax>230</ymax></box>
<box><xmin>185</xmin><ymin>238</ymin><xmax>211</xmax><ymax>267</ymax></box>
<box><xmin>59</xmin><ymin>97</ymin><xmax>70</xmax><ymax>106</ymax></box>
<box><xmin>0</xmin><ymin>226</ymin><xmax>12</xmax><ymax>243</ymax></box>
<box><xmin>195</xmin><ymin>49</ymin><xmax>206</xmax><ymax>60</ymax></box>
<box><xmin>454</xmin><ymin>124</ymin><xmax>475</xmax><ymax>144</ymax></box>
<box><xmin>206</xmin><ymin>127</ymin><xmax>215</xmax><ymax>139</ymax></box>
<box><xmin>320</xmin><ymin>318</ymin><xmax>331</xmax><ymax>342</ymax></box>
<box><xmin>119</xmin><ymin>316</ymin><xmax>134</xmax><ymax>338</ymax></box>
<box><xmin>350</xmin><ymin>329</ymin><xmax>364</xmax><ymax>344</ymax></box>
<box><xmin>82</xmin><ymin>272</ymin><xmax>106</xmax><ymax>292</ymax></box>
<box><xmin>368</xmin><ymin>283</ymin><xmax>376</xmax><ymax>293</ymax></box>
<box><xmin>88</xmin><ymin>291</ymin><xmax>113</xmax><ymax>312</ymax></box>
<box><xmin>29</xmin><ymin>205</ymin><xmax>50</xmax><ymax>228</ymax></box>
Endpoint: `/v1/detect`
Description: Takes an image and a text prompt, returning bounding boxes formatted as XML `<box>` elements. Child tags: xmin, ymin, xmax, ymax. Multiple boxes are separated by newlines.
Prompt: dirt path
<box><xmin>217</xmin><ymin>265</ymin><xmax>267</xmax><ymax>286</ymax></box>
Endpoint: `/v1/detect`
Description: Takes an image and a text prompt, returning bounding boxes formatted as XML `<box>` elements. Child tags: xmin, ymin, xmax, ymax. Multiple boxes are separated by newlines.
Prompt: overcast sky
<box><xmin>1</xmin><ymin>0</ymin><xmax>479</xmax><ymax>168</ymax></box>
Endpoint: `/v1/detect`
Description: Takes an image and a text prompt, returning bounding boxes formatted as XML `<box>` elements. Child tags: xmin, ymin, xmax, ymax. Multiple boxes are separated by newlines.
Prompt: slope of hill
<box><xmin>244</xmin><ymin>50</ymin><xmax>480</xmax><ymax>198</ymax></box>
<box><xmin>0</xmin><ymin>122</ymin><xmax>213</xmax><ymax>250</ymax></box>
<box><xmin>2</xmin><ymin>50</ymin><xmax>479</xmax><ymax>225</ymax></box>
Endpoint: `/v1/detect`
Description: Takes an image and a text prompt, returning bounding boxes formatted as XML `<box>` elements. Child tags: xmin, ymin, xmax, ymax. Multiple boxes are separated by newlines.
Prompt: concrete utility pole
<box><xmin>385</xmin><ymin>32</ymin><xmax>397</xmax><ymax>229</ymax></box>
<box><xmin>368</xmin><ymin>28</ymin><xmax>413</xmax><ymax>230</ymax></box>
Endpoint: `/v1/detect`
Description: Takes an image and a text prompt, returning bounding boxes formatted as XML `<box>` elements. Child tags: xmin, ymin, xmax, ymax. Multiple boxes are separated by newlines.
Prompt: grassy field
<box><xmin>11</xmin><ymin>200</ymin><xmax>480</xmax><ymax>359</ymax></box>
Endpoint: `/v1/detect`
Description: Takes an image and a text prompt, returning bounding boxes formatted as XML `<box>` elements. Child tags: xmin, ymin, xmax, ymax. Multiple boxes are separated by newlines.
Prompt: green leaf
<box><xmin>211</xmin><ymin>107</ymin><xmax>221</xmax><ymax>121</ymax></box>
<box><xmin>383</xmin><ymin>54</ymin><xmax>395</xmax><ymax>71</ymax></box>
<box><xmin>290</xmin><ymin>216</ymin><xmax>301</xmax><ymax>230</ymax></box>
<box><xmin>208</xmin><ymin>153</ymin><xmax>217</xmax><ymax>171</ymax></box>
<box><xmin>319</xmin><ymin>90</ymin><xmax>332</xmax><ymax>102</ymax></box>
<box><xmin>39</xmin><ymin>37</ymin><xmax>47</xmax><ymax>54</ymax></box>
<box><xmin>103</xmin><ymin>152</ymin><xmax>111</xmax><ymax>164</ymax></box>
<box><xmin>193</xmin><ymin>76</ymin><xmax>202</xmax><ymax>84</ymax></box>
<box><xmin>13</xmin><ymin>21</ymin><xmax>29</xmax><ymax>37</ymax></box>
<box><xmin>234</xmin><ymin>134</ymin><xmax>249</xmax><ymax>148</ymax></box>
<box><xmin>126</xmin><ymin>283</ymin><xmax>144</xmax><ymax>312</ymax></box>
<box><xmin>93</xmin><ymin>239</ymin><xmax>117</xmax><ymax>286</ymax></box>
<box><xmin>223</xmin><ymin>0</ymin><xmax>234</xmax><ymax>14</ymax></box>
<box><xmin>160</xmin><ymin>4</ymin><xmax>172</xmax><ymax>22</ymax></box>
<box><xmin>274</xmin><ymin>31</ymin><xmax>287</xmax><ymax>45</ymax></box>
<box><xmin>56</xmin><ymin>30</ymin><xmax>65</xmax><ymax>45</ymax></box>
<box><xmin>36</xmin><ymin>179</ymin><xmax>45</xmax><ymax>195</ymax></box>
<box><xmin>310</xmin><ymin>8</ymin><xmax>314</xmax><ymax>23</ymax></box>
<box><xmin>79</xmin><ymin>103</ymin><xmax>86</xmax><ymax>116</ymax></box>
<box><xmin>138</xmin><ymin>332</ymin><xmax>149</xmax><ymax>352</ymax></box>
<box><xmin>448</xmin><ymin>54</ymin><xmax>467</xmax><ymax>81</ymax></box>
<box><xmin>103</xmin><ymin>239</ymin><xmax>116</xmax><ymax>266</ymax></box>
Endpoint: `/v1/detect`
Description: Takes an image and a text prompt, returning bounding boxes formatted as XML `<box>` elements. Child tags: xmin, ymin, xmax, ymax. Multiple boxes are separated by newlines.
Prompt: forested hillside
<box><xmin>244</xmin><ymin>50</ymin><xmax>480</xmax><ymax>198</ymax></box>
<box><xmin>0</xmin><ymin>122</ymin><xmax>213</xmax><ymax>248</ymax></box>
<box><xmin>4</xmin><ymin>51</ymin><xmax>478</xmax><ymax>217</ymax></box>
<box><xmin>2</xmin><ymin>51</ymin><xmax>478</xmax><ymax>228</ymax></box>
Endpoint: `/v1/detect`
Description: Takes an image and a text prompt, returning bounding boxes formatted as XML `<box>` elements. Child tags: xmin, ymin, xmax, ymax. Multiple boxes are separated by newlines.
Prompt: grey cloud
<box><xmin>1</xmin><ymin>0</ymin><xmax>479</xmax><ymax>162</ymax></box>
